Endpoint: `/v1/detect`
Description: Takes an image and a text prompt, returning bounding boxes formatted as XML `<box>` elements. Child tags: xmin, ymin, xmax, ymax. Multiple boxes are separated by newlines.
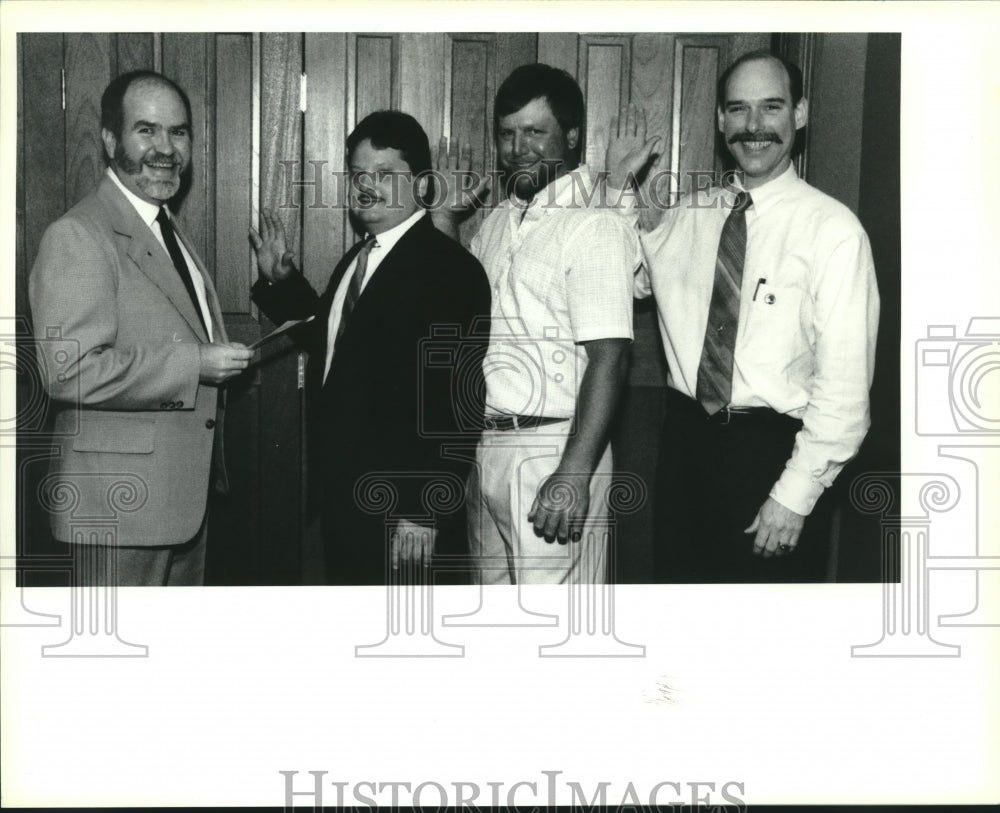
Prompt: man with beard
<box><xmin>435</xmin><ymin>63</ymin><xmax>641</xmax><ymax>584</ymax></box>
<box><xmin>609</xmin><ymin>50</ymin><xmax>880</xmax><ymax>582</ymax></box>
<box><xmin>29</xmin><ymin>71</ymin><xmax>252</xmax><ymax>585</ymax></box>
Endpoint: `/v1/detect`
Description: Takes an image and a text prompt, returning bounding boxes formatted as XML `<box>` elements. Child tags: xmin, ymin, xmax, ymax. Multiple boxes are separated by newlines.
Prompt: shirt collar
<box><xmin>508</xmin><ymin>164</ymin><xmax>593</xmax><ymax>222</ymax></box>
<box><xmin>106</xmin><ymin>166</ymin><xmax>163</xmax><ymax>229</ymax></box>
<box><xmin>367</xmin><ymin>208</ymin><xmax>426</xmax><ymax>253</ymax></box>
<box><xmin>727</xmin><ymin>163</ymin><xmax>799</xmax><ymax>218</ymax></box>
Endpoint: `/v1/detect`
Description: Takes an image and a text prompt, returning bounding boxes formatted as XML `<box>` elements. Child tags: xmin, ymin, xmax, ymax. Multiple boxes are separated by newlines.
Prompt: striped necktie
<box><xmin>335</xmin><ymin>234</ymin><xmax>377</xmax><ymax>348</ymax></box>
<box><xmin>696</xmin><ymin>190</ymin><xmax>753</xmax><ymax>415</ymax></box>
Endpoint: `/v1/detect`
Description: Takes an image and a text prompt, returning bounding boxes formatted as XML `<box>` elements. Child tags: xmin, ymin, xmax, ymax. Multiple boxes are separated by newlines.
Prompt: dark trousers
<box><xmin>321</xmin><ymin>499</ymin><xmax>469</xmax><ymax>586</ymax></box>
<box><xmin>654</xmin><ymin>388</ymin><xmax>833</xmax><ymax>583</ymax></box>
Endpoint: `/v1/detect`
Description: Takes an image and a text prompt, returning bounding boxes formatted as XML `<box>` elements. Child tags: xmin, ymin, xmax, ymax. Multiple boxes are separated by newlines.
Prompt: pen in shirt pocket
<box><xmin>753</xmin><ymin>278</ymin><xmax>778</xmax><ymax>305</ymax></box>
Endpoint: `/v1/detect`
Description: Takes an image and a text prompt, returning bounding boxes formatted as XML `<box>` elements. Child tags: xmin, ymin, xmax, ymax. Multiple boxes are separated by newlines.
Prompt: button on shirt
<box><xmin>635</xmin><ymin>165</ymin><xmax>880</xmax><ymax>515</ymax></box>
<box><xmin>471</xmin><ymin>165</ymin><xmax>640</xmax><ymax>418</ymax></box>
<box><xmin>323</xmin><ymin>207</ymin><xmax>427</xmax><ymax>380</ymax></box>
<box><xmin>106</xmin><ymin>168</ymin><xmax>213</xmax><ymax>341</ymax></box>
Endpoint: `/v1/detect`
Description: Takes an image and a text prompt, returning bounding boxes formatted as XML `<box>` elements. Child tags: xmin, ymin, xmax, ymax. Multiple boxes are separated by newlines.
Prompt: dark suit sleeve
<box><xmin>251</xmin><ymin>273</ymin><xmax>323</xmax><ymax>324</ymax></box>
<box><xmin>251</xmin><ymin>272</ymin><xmax>327</xmax><ymax>349</ymax></box>
<box><xmin>391</xmin><ymin>242</ymin><xmax>491</xmax><ymax>521</ymax></box>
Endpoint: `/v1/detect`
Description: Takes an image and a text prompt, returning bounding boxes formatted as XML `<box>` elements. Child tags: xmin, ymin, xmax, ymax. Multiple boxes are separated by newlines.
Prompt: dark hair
<box><xmin>717</xmin><ymin>50</ymin><xmax>804</xmax><ymax>108</ymax></box>
<box><xmin>346</xmin><ymin>110</ymin><xmax>432</xmax><ymax>176</ymax></box>
<box><xmin>493</xmin><ymin>63</ymin><xmax>584</xmax><ymax>159</ymax></box>
<box><xmin>101</xmin><ymin>70</ymin><xmax>193</xmax><ymax>143</ymax></box>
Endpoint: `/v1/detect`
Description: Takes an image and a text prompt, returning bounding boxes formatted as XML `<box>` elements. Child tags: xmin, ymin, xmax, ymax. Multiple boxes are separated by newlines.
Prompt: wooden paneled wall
<box><xmin>16</xmin><ymin>31</ymin><xmax>770</xmax><ymax>584</ymax></box>
<box><xmin>16</xmin><ymin>31</ymin><xmax>768</xmax><ymax>335</ymax></box>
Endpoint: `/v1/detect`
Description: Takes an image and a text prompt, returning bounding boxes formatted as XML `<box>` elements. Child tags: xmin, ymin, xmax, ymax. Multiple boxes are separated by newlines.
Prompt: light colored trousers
<box><xmin>467</xmin><ymin>422</ymin><xmax>612</xmax><ymax>584</ymax></box>
<box><xmin>63</xmin><ymin>511</ymin><xmax>208</xmax><ymax>586</ymax></box>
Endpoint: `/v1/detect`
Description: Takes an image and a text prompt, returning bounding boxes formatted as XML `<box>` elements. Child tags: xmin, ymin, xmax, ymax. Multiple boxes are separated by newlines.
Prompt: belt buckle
<box><xmin>719</xmin><ymin>406</ymin><xmax>732</xmax><ymax>426</ymax></box>
<box><xmin>484</xmin><ymin>416</ymin><xmax>499</xmax><ymax>431</ymax></box>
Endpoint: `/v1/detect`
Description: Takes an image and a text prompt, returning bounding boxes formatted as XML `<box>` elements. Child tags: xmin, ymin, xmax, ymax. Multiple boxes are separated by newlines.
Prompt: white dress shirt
<box><xmin>636</xmin><ymin>165</ymin><xmax>880</xmax><ymax>515</ymax></box>
<box><xmin>106</xmin><ymin>168</ymin><xmax>214</xmax><ymax>341</ymax></box>
<box><xmin>471</xmin><ymin>165</ymin><xmax>640</xmax><ymax>418</ymax></box>
<box><xmin>323</xmin><ymin>207</ymin><xmax>427</xmax><ymax>380</ymax></box>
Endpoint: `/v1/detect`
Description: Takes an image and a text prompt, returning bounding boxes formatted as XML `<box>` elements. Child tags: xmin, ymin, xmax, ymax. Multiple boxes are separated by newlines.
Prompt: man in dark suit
<box><xmin>250</xmin><ymin>110</ymin><xmax>490</xmax><ymax>585</ymax></box>
<box><xmin>28</xmin><ymin>70</ymin><xmax>253</xmax><ymax>586</ymax></box>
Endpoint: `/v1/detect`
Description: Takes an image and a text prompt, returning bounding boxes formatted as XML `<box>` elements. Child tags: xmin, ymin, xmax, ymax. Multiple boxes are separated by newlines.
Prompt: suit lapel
<box><xmin>99</xmin><ymin>177</ymin><xmax>210</xmax><ymax>342</ymax></box>
<box><xmin>317</xmin><ymin>240</ymin><xmax>367</xmax><ymax>367</ymax></box>
<box><xmin>323</xmin><ymin>240</ymin><xmax>366</xmax><ymax>304</ymax></box>
<box><xmin>347</xmin><ymin>214</ymin><xmax>430</xmax><ymax>313</ymax></box>
<box><xmin>174</xmin><ymin>222</ymin><xmax>226</xmax><ymax>343</ymax></box>
<box><xmin>323</xmin><ymin>215</ymin><xmax>431</xmax><ymax>371</ymax></box>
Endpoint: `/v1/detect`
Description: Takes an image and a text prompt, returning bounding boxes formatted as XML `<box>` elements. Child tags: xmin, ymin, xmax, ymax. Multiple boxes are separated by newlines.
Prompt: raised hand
<box><xmin>428</xmin><ymin>136</ymin><xmax>491</xmax><ymax>239</ymax></box>
<box><xmin>606</xmin><ymin>103</ymin><xmax>663</xmax><ymax>190</ymax></box>
<box><xmin>248</xmin><ymin>208</ymin><xmax>296</xmax><ymax>283</ymax></box>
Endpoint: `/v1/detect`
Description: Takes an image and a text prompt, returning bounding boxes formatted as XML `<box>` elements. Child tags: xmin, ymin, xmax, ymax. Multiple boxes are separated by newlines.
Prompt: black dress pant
<box><xmin>654</xmin><ymin>388</ymin><xmax>833</xmax><ymax>583</ymax></box>
<box><xmin>321</xmin><ymin>494</ymin><xmax>469</xmax><ymax>586</ymax></box>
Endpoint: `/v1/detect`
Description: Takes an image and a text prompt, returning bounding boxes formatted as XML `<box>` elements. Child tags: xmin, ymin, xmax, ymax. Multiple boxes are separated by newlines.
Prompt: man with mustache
<box><xmin>29</xmin><ymin>71</ymin><xmax>252</xmax><ymax>585</ymax></box>
<box><xmin>250</xmin><ymin>111</ymin><xmax>489</xmax><ymax>585</ymax></box>
<box><xmin>611</xmin><ymin>50</ymin><xmax>880</xmax><ymax>582</ymax></box>
<box><xmin>436</xmin><ymin>63</ymin><xmax>641</xmax><ymax>584</ymax></box>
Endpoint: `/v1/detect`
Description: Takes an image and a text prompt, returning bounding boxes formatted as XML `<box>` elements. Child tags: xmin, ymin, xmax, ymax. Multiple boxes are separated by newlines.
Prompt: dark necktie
<box><xmin>696</xmin><ymin>190</ymin><xmax>753</xmax><ymax>415</ymax></box>
<box><xmin>155</xmin><ymin>207</ymin><xmax>208</xmax><ymax>336</ymax></box>
<box><xmin>334</xmin><ymin>235</ymin><xmax>377</xmax><ymax>348</ymax></box>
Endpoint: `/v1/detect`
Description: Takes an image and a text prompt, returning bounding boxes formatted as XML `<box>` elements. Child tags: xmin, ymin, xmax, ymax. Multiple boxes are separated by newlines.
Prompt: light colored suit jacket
<box><xmin>29</xmin><ymin>174</ymin><xmax>228</xmax><ymax>546</ymax></box>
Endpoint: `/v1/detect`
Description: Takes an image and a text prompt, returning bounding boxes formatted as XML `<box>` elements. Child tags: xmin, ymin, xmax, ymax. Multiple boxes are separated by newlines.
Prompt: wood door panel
<box><xmin>214</xmin><ymin>33</ymin><xmax>254</xmax><ymax>313</ymax></box>
<box><xmin>115</xmin><ymin>33</ymin><xmax>154</xmax><ymax>76</ymax></box>
<box><xmin>257</xmin><ymin>32</ymin><xmax>307</xmax><ymax>582</ymax></box>
<box><xmin>64</xmin><ymin>34</ymin><xmax>112</xmax><ymax>208</ymax></box>
<box><xmin>399</xmin><ymin>32</ymin><xmax>446</xmax><ymax>137</ymax></box>
<box><xmin>447</xmin><ymin>34</ymin><xmax>494</xmax><ymax>245</ymax></box>
<box><xmin>537</xmin><ymin>33</ymin><xmax>578</xmax><ymax>76</ymax></box>
<box><xmin>449</xmin><ymin>37</ymin><xmax>491</xmax><ymax>164</ymax></box>
<box><xmin>631</xmin><ymin>33</ymin><xmax>675</xmax><ymax>233</ymax></box>
<box><xmin>494</xmin><ymin>33</ymin><xmax>538</xmax><ymax>92</ymax></box>
<box><xmin>303</xmin><ymin>33</ymin><xmax>349</xmax><ymax>290</ymax></box>
<box><xmin>352</xmin><ymin>34</ymin><xmax>397</xmax><ymax>126</ymax></box>
<box><xmin>580</xmin><ymin>36</ymin><xmax>631</xmax><ymax>171</ymax></box>
<box><xmin>261</xmin><ymin>33</ymin><xmax>304</xmax><ymax>269</ymax></box>
<box><xmin>20</xmin><ymin>34</ymin><xmax>66</xmax><ymax>277</ymax></box>
<box><xmin>162</xmin><ymin>33</ymin><xmax>214</xmax><ymax>265</ymax></box>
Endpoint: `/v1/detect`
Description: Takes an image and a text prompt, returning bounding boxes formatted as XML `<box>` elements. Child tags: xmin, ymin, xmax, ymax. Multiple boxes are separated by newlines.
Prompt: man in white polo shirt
<box><xmin>436</xmin><ymin>64</ymin><xmax>641</xmax><ymax>584</ymax></box>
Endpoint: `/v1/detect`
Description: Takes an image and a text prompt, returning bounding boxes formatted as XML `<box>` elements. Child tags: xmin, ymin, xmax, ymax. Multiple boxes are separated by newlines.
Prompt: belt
<box><xmin>483</xmin><ymin>414</ymin><xmax>570</xmax><ymax>431</ymax></box>
<box><xmin>705</xmin><ymin>405</ymin><xmax>791</xmax><ymax>426</ymax></box>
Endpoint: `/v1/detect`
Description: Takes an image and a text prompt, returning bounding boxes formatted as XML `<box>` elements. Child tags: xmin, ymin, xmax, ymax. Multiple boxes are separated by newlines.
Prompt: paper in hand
<box><xmin>248</xmin><ymin>316</ymin><xmax>314</xmax><ymax>350</ymax></box>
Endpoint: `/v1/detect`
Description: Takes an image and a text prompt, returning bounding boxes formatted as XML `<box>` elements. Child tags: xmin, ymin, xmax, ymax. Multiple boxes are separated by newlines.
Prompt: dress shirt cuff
<box><xmin>769</xmin><ymin>468</ymin><xmax>825</xmax><ymax>517</ymax></box>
